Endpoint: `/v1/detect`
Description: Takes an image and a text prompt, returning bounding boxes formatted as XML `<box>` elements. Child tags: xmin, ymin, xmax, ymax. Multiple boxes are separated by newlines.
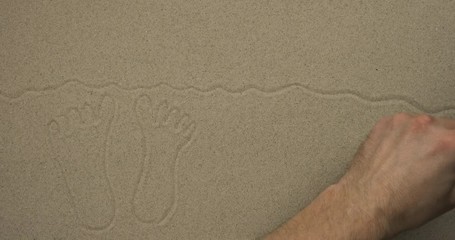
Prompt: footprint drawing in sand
<box><xmin>48</xmin><ymin>96</ymin><xmax>116</xmax><ymax>231</ymax></box>
<box><xmin>133</xmin><ymin>95</ymin><xmax>196</xmax><ymax>225</ymax></box>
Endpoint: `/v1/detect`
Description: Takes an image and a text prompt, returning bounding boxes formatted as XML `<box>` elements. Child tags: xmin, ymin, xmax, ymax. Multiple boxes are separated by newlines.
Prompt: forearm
<box><xmin>265</xmin><ymin>114</ymin><xmax>455</xmax><ymax>239</ymax></box>
<box><xmin>264</xmin><ymin>184</ymin><xmax>388</xmax><ymax>240</ymax></box>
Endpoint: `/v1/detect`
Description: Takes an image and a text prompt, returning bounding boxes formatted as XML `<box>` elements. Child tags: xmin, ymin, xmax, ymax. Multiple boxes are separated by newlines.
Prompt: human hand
<box><xmin>339</xmin><ymin>113</ymin><xmax>455</xmax><ymax>238</ymax></box>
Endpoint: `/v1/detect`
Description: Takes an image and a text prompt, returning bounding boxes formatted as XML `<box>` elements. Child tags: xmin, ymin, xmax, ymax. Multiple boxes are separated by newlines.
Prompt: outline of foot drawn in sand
<box><xmin>48</xmin><ymin>95</ymin><xmax>116</xmax><ymax>231</ymax></box>
<box><xmin>132</xmin><ymin>95</ymin><xmax>196</xmax><ymax>226</ymax></box>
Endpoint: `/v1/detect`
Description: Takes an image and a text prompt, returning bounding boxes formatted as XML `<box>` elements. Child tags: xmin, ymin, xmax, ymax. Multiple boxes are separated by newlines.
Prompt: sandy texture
<box><xmin>1</xmin><ymin>1</ymin><xmax>455</xmax><ymax>239</ymax></box>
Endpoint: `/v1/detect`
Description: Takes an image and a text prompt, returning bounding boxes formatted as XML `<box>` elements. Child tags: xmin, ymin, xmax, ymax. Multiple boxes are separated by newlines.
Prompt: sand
<box><xmin>1</xmin><ymin>0</ymin><xmax>455</xmax><ymax>239</ymax></box>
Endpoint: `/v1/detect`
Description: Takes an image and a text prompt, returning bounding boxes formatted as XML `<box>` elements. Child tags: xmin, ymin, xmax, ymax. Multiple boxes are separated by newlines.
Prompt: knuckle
<box><xmin>435</xmin><ymin>134</ymin><xmax>455</xmax><ymax>152</ymax></box>
<box><xmin>380</xmin><ymin>115</ymin><xmax>393</xmax><ymax>124</ymax></box>
<box><xmin>409</xmin><ymin>114</ymin><xmax>434</xmax><ymax>132</ymax></box>
<box><xmin>395</xmin><ymin>112</ymin><xmax>410</xmax><ymax>119</ymax></box>
<box><xmin>415</xmin><ymin>114</ymin><xmax>434</xmax><ymax>125</ymax></box>
<box><xmin>391</xmin><ymin>113</ymin><xmax>411</xmax><ymax>126</ymax></box>
<box><xmin>375</xmin><ymin>116</ymin><xmax>391</xmax><ymax>129</ymax></box>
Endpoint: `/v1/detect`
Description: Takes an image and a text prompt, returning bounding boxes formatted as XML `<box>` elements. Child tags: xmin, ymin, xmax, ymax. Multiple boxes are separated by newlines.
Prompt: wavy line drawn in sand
<box><xmin>47</xmin><ymin>95</ymin><xmax>117</xmax><ymax>231</ymax></box>
<box><xmin>1</xmin><ymin>79</ymin><xmax>454</xmax><ymax>114</ymax></box>
<box><xmin>132</xmin><ymin>95</ymin><xmax>196</xmax><ymax>226</ymax></box>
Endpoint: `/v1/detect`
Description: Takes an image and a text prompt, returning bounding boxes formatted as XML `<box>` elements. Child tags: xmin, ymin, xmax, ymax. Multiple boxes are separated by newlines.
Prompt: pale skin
<box><xmin>264</xmin><ymin>113</ymin><xmax>455</xmax><ymax>239</ymax></box>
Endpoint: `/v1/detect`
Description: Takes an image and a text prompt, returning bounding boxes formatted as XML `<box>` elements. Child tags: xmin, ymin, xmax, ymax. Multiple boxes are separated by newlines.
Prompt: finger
<box><xmin>446</xmin><ymin>132</ymin><xmax>455</xmax><ymax>155</ymax></box>
<box><xmin>436</xmin><ymin>117</ymin><xmax>455</xmax><ymax>130</ymax></box>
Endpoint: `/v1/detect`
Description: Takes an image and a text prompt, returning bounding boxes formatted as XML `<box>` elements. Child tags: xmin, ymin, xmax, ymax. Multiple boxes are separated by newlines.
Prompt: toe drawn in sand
<box><xmin>48</xmin><ymin>95</ymin><xmax>117</xmax><ymax>231</ymax></box>
<box><xmin>133</xmin><ymin>95</ymin><xmax>196</xmax><ymax>226</ymax></box>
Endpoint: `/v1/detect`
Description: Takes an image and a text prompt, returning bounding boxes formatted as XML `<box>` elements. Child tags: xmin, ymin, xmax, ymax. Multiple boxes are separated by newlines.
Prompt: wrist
<box><xmin>265</xmin><ymin>183</ymin><xmax>391</xmax><ymax>240</ymax></box>
<box><xmin>333</xmin><ymin>181</ymin><xmax>391</xmax><ymax>239</ymax></box>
